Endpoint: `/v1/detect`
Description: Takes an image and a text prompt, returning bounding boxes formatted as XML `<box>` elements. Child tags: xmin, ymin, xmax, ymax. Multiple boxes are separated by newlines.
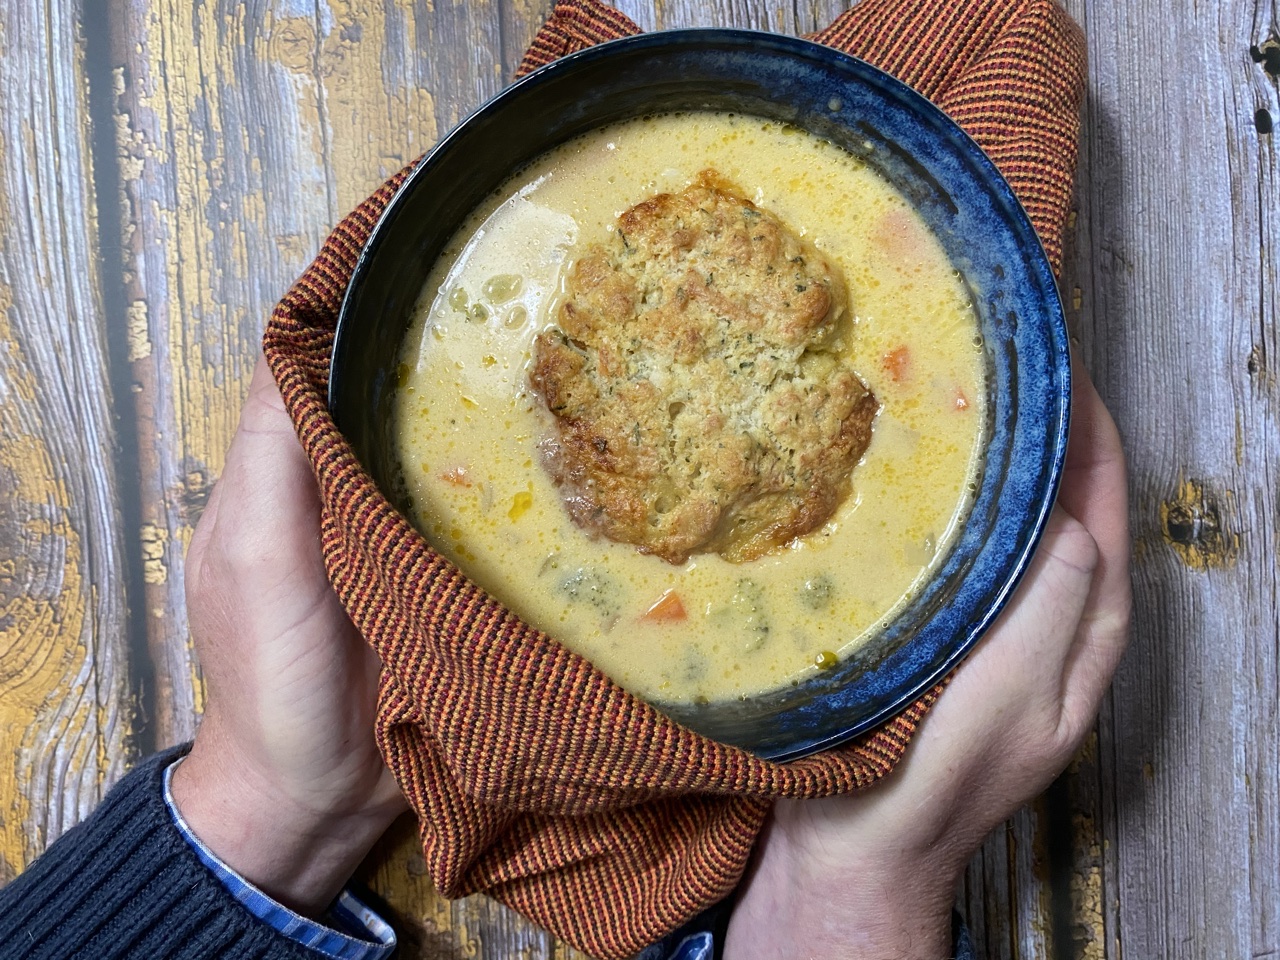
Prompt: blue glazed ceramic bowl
<box><xmin>330</xmin><ymin>30</ymin><xmax>1070</xmax><ymax>762</ymax></box>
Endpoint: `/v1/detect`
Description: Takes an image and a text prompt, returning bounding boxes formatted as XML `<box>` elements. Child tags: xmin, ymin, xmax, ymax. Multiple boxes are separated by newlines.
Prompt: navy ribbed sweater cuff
<box><xmin>0</xmin><ymin>747</ymin><xmax>325</xmax><ymax>960</ymax></box>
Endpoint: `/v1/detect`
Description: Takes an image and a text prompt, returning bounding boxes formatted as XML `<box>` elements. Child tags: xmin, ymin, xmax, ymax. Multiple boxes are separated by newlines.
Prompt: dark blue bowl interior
<box><xmin>330</xmin><ymin>30</ymin><xmax>1070</xmax><ymax>762</ymax></box>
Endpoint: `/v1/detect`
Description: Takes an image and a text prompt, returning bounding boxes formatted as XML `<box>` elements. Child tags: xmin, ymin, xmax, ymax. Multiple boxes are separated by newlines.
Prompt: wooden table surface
<box><xmin>1</xmin><ymin>1</ymin><xmax>1275</xmax><ymax>957</ymax></box>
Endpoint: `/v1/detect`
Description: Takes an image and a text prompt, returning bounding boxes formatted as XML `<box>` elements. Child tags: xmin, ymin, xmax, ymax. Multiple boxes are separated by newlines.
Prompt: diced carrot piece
<box><xmin>639</xmin><ymin>589</ymin><xmax>687</xmax><ymax>623</ymax></box>
<box><xmin>882</xmin><ymin>345</ymin><xmax>911</xmax><ymax>382</ymax></box>
<box><xmin>440</xmin><ymin>466</ymin><xmax>471</xmax><ymax>487</ymax></box>
<box><xmin>954</xmin><ymin>388</ymin><xmax>969</xmax><ymax>410</ymax></box>
<box><xmin>874</xmin><ymin>209</ymin><xmax>922</xmax><ymax>264</ymax></box>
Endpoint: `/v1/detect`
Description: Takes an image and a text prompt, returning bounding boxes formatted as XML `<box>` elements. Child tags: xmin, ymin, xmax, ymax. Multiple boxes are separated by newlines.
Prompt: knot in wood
<box><xmin>1159</xmin><ymin>479</ymin><xmax>1236</xmax><ymax>570</ymax></box>
<box><xmin>1251</xmin><ymin>36</ymin><xmax>1280</xmax><ymax>79</ymax></box>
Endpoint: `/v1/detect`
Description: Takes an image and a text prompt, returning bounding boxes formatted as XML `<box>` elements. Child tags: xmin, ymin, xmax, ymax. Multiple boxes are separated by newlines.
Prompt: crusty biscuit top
<box><xmin>530</xmin><ymin>171</ymin><xmax>878</xmax><ymax>564</ymax></box>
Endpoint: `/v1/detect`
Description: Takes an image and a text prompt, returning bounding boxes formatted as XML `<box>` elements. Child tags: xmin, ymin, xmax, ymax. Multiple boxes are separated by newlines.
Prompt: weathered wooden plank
<box><xmin>0</xmin><ymin>1</ymin><xmax>135</xmax><ymax>880</ymax></box>
<box><xmin>1241</xmin><ymin>12</ymin><xmax>1280</xmax><ymax>958</ymax></box>
<box><xmin>620</xmin><ymin>0</ymin><xmax>850</xmax><ymax>33</ymax></box>
<box><xmin>1062</xmin><ymin>0</ymin><xmax>1279</xmax><ymax>955</ymax></box>
<box><xmin>109</xmin><ymin>0</ymin><xmax>267</xmax><ymax>744</ymax></box>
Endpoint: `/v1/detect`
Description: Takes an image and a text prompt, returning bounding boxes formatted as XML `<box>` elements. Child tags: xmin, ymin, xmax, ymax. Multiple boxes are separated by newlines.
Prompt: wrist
<box><xmin>171</xmin><ymin>728</ymin><xmax>401</xmax><ymax>916</ymax></box>
<box><xmin>724</xmin><ymin>803</ymin><xmax>957</xmax><ymax>960</ymax></box>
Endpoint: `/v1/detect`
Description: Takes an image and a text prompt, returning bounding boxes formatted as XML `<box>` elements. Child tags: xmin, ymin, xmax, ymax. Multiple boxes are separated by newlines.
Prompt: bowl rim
<box><xmin>331</xmin><ymin>27</ymin><xmax>1071</xmax><ymax>761</ymax></box>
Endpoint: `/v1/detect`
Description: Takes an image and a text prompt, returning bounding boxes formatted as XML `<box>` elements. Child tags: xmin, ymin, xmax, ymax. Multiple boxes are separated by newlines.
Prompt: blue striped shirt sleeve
<box><xmin>162</xmin><ymin>760</ymin><xmax>396</xmax><ymax>960</ymax></box>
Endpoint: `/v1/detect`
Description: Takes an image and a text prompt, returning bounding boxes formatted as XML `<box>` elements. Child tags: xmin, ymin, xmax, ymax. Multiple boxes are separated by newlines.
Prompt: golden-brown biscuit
<box><xmin>530</xmin><ymin>171</ymin><xmax>877</xmax><ymax>564</ymax></box>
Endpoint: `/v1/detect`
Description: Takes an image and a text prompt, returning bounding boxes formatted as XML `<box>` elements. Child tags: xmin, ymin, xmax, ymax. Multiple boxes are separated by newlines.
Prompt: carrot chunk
<box><xmin>882</xmin><ymin>345</ymin><xmax>911</xmax><ymax>382</ymax></box>
<box><xmin>440</xmin><ymin>466</ymin><xmax>472</xmax><ymax>486</ymax></box>
<box><xmin>639</xmin><ymin>589</ymin><xmax>687</xmax><ymax>623</ymax></box>
<box><xmin>954</xmin><ymin>388</ymin><xmax>969</xmax><ymax>410</ymax></box>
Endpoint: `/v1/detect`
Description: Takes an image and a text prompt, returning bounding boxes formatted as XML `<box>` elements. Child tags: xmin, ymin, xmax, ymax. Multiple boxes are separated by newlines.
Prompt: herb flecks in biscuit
<box><xmin>530</xmin><ymin>171</ymin><xmax>877</xmax><ymax>565</ymax></box>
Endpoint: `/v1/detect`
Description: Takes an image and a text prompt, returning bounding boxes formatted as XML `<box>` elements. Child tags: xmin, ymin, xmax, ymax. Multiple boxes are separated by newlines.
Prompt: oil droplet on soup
<box><xmin>393</xmin><ymin>112</ymin><xmax>986</xmax><ymax>705</ymax></box>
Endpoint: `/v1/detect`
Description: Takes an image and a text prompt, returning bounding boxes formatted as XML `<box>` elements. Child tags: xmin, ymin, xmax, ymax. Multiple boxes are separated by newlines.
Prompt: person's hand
<box><xmin>725</xmin><ymin>360</ymin><xmax>1131</xmax><ymax>959</ymax></box>
<box><xmin>171</xmin><ymin>357</ymin><xmax>406</xmax><ymax>916</ymax></box>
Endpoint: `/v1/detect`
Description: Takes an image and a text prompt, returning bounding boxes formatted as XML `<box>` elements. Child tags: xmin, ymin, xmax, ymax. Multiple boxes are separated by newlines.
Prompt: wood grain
<box><xmin>1061</xmin><ymin>0</ymin><xmax>1279</xmax><ymax>956</ymax></box>
<box><xmin>2</xmin><ymin>0</ymin><xmax>1277</xmax><ymax>956</ymax></box>
<box><xmin>0</xmin><ymin>1</ymin><xmax>135</xmax><ymax>881</ymax></box>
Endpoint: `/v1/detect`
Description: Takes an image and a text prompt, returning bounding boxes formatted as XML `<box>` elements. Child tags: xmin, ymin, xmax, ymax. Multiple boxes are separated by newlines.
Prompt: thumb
<box><xmin>187</xmin><ymin>355</ymin><xmax>328</xmax><ymax>620</ymax></box>
<box><xmin>215</xmin><ymin>357</ymin><xmax>321</xmax><ymax>534</ymax></box>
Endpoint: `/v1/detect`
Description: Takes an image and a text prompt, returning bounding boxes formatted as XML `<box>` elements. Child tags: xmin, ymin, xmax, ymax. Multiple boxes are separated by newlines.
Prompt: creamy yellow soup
<box><xmin>393</xmin><ymin>112</ymin><xmax>986</xmax><ymax>704</ymax></box>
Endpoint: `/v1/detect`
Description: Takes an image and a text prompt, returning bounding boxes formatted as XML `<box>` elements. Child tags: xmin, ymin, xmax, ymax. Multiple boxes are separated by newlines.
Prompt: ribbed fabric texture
<box><xmin>261</xmin><ymin>3</ymin><xmax>1086</xmax><ymax>958</ymax></box>
<box><xmin>0</xmin><ymin>750</ymin><xmax>318</xmax><ymax>960</ymax></box>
